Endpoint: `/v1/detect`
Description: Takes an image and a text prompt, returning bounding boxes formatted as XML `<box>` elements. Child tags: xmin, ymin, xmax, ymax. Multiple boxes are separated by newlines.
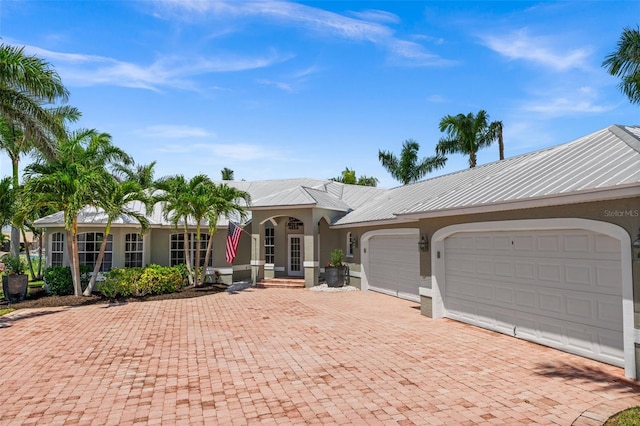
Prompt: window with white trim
<box><xmin>170</xmin><ymin>233</ymin><xmax>212</xmax><ymax>267</ymax></box>
<box><xmin>346</xmin><ymin>232</ymin><xmax>354</xmax><ymax>257</ymax></box>
<box><xmin>265</xmin><ymin>225</ymin><xmax>275</xmax><ymax>264</ymax></box>
<box><xmin>125</xmin><ymin>233</ymin><xmax>144</xmax><ymax>268</ymax></box>
<box><xmin>51</xmin><ymin>232</ymin><xmax>64</xmax><ymax>267</ymax></box>
<box><xmin>77</xmin><ymin>232</ymin><xmax>113</xmax><ymax>271</ymax></box>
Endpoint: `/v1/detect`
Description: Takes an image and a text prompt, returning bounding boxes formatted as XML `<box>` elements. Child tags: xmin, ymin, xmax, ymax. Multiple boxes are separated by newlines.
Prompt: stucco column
<box><xmin>250</xmin><ymin>230</ymin><xmax>264</xmax><ymax>285</ymax></box>
<box><xmin>303</xmin><ymin>220</ymin><xmax>319</xmax><ymax>288</ymax></box>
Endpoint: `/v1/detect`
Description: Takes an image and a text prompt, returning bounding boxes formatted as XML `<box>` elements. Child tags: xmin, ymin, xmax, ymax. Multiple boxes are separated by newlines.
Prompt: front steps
<box><xmin>257</xmin><ymin>277</ymin><xmax>305</xmax><ymax>289</ymax></box>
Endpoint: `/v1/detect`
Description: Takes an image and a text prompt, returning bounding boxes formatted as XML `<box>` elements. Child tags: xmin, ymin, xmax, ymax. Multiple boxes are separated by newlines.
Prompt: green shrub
<box><xmin>44</xmin><ymin>265</ymin><xmax>92</xmax><ymax>296</ymax></box>
<box><xmin>139</xmin><ymin>265</ymin><xmax>182</xmax><ymax>295</ymax></box>
<box><xmin>99</xmin><ymin>265</ymin><xmax>182</xmax><ymax>299</ymax></box>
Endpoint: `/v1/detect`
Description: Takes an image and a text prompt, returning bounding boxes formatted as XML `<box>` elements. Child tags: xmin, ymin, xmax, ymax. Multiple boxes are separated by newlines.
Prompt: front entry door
<box><xmin>288</xmin><ymin>235</ymin><xmax>304</xmax><ymax>277</ymax></box>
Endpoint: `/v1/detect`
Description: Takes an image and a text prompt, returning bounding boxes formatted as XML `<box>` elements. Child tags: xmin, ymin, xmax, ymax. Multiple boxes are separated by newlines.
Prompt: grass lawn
<box><xmin>605</xmin><ymin>407</ymin><xmax>640</xmax><ymax>425</ymax></box>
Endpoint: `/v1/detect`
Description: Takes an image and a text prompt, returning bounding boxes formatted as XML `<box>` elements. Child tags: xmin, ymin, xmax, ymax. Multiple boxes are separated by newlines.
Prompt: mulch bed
<box><xmin>2</xmin><ymin>283</ymin><xmax>230</xmax><ymax>310</ymax></box>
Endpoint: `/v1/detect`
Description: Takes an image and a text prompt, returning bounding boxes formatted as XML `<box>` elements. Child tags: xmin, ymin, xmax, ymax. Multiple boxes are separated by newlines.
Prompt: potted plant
<box><xmin>325</xmin><ymin>249</ymin><xmax>349</xmax><ymax>287</ymax></box>
<box><xmin>2</xmin><ymin>254</ymin><xmax>28</xmax><ymax>303</ymax></box>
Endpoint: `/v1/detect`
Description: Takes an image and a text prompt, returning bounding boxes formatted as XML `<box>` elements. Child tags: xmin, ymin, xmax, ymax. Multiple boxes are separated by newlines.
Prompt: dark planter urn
<box><xmin>325</xmin><ymin>266</ymin><xmax>348</xmax><ymax>288</ymax></box>
<box><xmin>2</xmin><ymin>274</ymin><xmax>29</xmax><ymax>303</ymax></box>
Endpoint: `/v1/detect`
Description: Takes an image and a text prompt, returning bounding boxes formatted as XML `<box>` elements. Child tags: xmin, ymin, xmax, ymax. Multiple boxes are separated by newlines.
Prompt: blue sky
<box><xmin>1</xmin><ymin>1</ymin><xmax>638</xmax><ymax>188</ymax></box>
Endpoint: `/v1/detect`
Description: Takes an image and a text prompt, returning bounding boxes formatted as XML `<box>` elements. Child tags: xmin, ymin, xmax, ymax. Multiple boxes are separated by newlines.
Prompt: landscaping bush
<box><xmin>43</xmin><ymin>265</ymin><xmax>91</xmax><ymax>296</ymax></box>
<box><xmin>99</xmin><ymin>265</ymin><xmax>182</xmax><ymax>299</ymax></box>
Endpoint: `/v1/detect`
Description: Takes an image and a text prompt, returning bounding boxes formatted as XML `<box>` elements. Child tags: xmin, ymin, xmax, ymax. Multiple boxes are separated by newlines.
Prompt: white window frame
<box><xmin>170</xmin><ymin>233</ymin><xmax>213</xmax><ymax>267</ymax></box>
<box><xmin>124</xmin><ymin>233</ymin><xmax>144</xmax><ymax>268</ymax></box>
<box><xmin>77</xmin><ymin>232</ymin><xmax>113</xmax><ymax>272</ymax></box>
<box><xmin>264</xmin><ymin>226</ymin><xmax>275</xmax><ymax>264</ymax></box>
<box><xmin>50</xmin><ymin>232</ymin><xmax>65</xmax><ymax>267</ymax></box>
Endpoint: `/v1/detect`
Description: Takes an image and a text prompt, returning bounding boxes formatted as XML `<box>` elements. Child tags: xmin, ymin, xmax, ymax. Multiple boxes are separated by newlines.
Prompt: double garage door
<box><xmin>443</xmin><ymin>229</ymin><xmax>624</xmax><ymax>367</ymax></box>
<box><xmin>368</xmin><ymin>234</ymin><xmax>420</xmax><ymax>302</ymax></box>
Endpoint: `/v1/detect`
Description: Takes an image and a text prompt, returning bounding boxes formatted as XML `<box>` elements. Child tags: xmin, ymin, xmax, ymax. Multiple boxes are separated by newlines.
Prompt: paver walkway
<box><xmin>0</xmin><ymin>288</ymin><xmax>638</xmax><ymax>425</ymax></box>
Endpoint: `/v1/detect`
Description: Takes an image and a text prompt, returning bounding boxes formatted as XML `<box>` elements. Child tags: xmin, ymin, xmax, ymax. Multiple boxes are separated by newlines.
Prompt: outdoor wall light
<box><xmin>633</xmin><ymin>228</ymin><xmax>640</xmax><ymax>262</ymax></box>
<box><xmin>419</xmin><ymin>235</ymin><xmax>429</xmax><ymax>252</ymax></box>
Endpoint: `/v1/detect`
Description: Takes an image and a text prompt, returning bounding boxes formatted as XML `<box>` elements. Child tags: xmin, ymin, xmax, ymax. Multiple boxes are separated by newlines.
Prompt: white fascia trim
<box><xmin>360</xmin><ymin>228</ymin><xmax>419</xmax><ymax>296</ymax></box>
<box><xmin>331</xmin><ymin>217</ymin><xmax>419</xmax><ymax>229</ymax></box>
<box><xmin>430</xmin><ymin>218</ymin><xmax>636</xmax><ymax>380</ymax></box>
<box><xmin>249</xmin><ymin>204</ymin><xmax>316</xmax><ymax>211</ymax></box>
<box><xmin>398</xmin><ymin>185</ymin><xmax>640</xmax><ymax>220</ymax></box>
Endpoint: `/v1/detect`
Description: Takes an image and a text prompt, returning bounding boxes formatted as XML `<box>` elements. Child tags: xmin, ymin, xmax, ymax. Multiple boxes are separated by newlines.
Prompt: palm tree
<box><xmin>23</xmin><ymin>129</ymin><xmax>132</xmax><ymax>296</ymax></box>
<box><xmin>330</xmin><ymin>167</ymin><xmax>379</xmax><ymax>186</ymax></box>
<box><xmin>155</xmin><ymin>175</ymin><xmax>199</xmax><ymax>285</ymax></box>
<box><xmin>603</xmin><ymin>25</ymin><xmax>640</xmax><ymax>105</ymax></box>
<box><xmin>0</xmin><ymin>177</ymin><xmax>14</xmax><ymax>229</ymax></box>
<box><xmin>0</xmin><ymin>107</ymin><xmax>79</xmax><ymax>258</ymax></box>
<box><xmin>83</xmin><ymin>175</ymin><xmax>154</xmax><ymax>296</ymax></box>
<box><xmin>0</xmin><ymin>43</ymin><xmax>70</xmax><ymax>151</ymax></box>
<box><xmin>201</xmin><ymin>183</ymin><xmax>251</xmax><ymax>278</ymax></box>
<box><xmin>378</xmin><ymin>139</ymin><xmax>447</xmax><ymax>185</ymax></box>
<box><xmin>221</xmin><ymin>167</ymin><xmax>234</xmax><ymax>180</ymax></box>
<box><xmin>436</xmin><ymin>110</ymin><xmax>501</xmax><ymax>168</ymax></box>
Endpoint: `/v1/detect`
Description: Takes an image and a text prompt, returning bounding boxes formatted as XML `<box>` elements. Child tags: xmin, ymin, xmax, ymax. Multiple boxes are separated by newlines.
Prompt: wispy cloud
<box><xmin>348</xmin><ymin>9</ymin><xmax>401</xmax><ymax>24</ymax></box>
<box><xmin>479</xmin><ymin>28</ymin><xmax>591</xmax><ymax>71</ymax></box>
<box><xmin>156</xmin><ymin>0</ymin><xmax>451</xmax><ymax>67</ymax></box>
<box><xmin>522</xmin><ymin>87</ymin><xmax>613</xmax><ymax>117</ymax></box>
<box><xmin>156</xmin><ymin>142</ymin><xmax>285</xmax><ymax>161</ymax></box>
<box><xmin>134</xmin><ymin>125</ymin><xmax>214</xmax><ymax>139</ymax></box>
<box><xmin>20</xmin><ymin>43</ymin><xmax>287</xmax><ymax>91</ymax></box>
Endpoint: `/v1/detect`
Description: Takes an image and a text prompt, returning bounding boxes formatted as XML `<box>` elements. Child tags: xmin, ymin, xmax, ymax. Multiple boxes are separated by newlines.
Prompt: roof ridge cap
<box><xmin>609</xmin><ymin>124</ymin><xmax>640</xmax><ymax>154</ymax></box>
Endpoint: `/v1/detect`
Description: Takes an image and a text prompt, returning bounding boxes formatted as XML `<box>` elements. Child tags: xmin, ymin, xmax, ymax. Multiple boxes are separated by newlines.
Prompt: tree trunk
<box><xmin>469</xmin><ymin>150</ymin><xmax>477</xmax><ymax>168</ymax></box>
<box><xmin>22</xmin><ymin>228</ymin><xmax>35</xmax><ymax>280</ymax></box>
<box><xmin>10</xmin><ymin>158</ymin><xmax>20</xmax><ymax>259</ymax></box>
<box><xmin>194</xmin><ymin>227</ymin><xmax>201</xmax><ymax>286</ymax></box>
<box><xmin>498</xmin><ymin>127</ymin><xmax>504</xmax><ymax>161</ymax></box>
<box><xmin>183</xmin><ymin>230</ymin><xmax>194</xmax><ymax>286</ymax></box>
<box><xmin>202</xmin><ymin>232</ymin><xmax>215</xmax><ymax>282</ymax></box>
<box><xmin>84</xmin><ymin>226</ymin><xmax>110</xmax><ymax>296</ymax></box>
<box><xmin>37</xmin><ymin>233</ymin><xmax>43</xmax><ymax>278</ymax></box>
<box><xmin>67</xmin><ymin>224</ymin><xmax>82</xmax><ymax>296</ymax></box>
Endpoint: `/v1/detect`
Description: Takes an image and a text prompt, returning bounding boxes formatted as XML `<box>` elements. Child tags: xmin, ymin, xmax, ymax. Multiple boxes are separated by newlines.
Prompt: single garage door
<box><xmin>443</xmin><ymin>229</ymin><xmax>623</xmax><ymax>367</ymax></box>
<box><xmin>368</xmin><ymin>234</ymin><xmax>420</xmax><ymax>302</ymax></box>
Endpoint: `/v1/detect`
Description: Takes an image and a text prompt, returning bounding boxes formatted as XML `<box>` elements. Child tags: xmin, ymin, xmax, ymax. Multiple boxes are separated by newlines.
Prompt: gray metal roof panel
<box><xmin>335</xmin><ymin>125</ymin><xmax>640</xmax><ymax>225</ymax></box>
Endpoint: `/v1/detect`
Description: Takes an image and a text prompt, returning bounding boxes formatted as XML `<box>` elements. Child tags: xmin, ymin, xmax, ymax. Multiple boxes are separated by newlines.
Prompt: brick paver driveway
<box><xmin>1</xmin><ymin>288</ymin><xmax>638</xmax><ymax>425</ymax></box>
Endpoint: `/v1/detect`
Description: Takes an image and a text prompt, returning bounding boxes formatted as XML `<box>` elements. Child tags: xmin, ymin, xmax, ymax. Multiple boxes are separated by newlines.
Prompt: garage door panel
<box><xmin>443</xmin><ymin>228</ymin><xmax>624</xmax><ymax>367</ymax></box>
<box><xmin>368</xmin><ymin>234</ymin><xmax>420</xmax><ymax>302</ymax></box>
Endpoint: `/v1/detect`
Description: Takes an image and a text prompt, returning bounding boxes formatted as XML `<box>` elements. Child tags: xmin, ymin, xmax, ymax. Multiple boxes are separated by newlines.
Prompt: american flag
<box><xmin>225</xmin><ymin>221</ymin><xmax>242</xmax><ymax>264</ymax></box>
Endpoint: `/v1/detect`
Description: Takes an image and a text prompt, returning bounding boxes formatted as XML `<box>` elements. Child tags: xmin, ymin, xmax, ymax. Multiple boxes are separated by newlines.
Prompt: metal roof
<box><xmin>334</xmin><ymin>125</ymin><xmax>640</xmax><ymax>225</ymax></box>
<box><xmin>34</xmin><ymin>125</ymin><xmax>639</xmax><ymax>229</ymax></box>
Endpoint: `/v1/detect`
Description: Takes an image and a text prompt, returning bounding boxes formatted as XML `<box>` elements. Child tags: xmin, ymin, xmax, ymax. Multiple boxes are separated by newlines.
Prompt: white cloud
<box><xmin>155</xmin><ymin>142</ymin><xmax>286</xmax><ymax>161</ymax></box>
<box><xmin>479</xmin><ymin>28</ymin><xmax>591</xmax><ymax>71</ymax></box>
<box><xmin>522</xmin><ymin>86</ymin><xmax>613</xmax><ymax>117</ymax></box>
<box><xmin>427</xmin><ymin>94</ymin><xmax>448</xmax><ymax>103</ymax></box>
<box><xmin>20</xmin><ymin>43</ymin><xmax>287</xmax><ymax>91</ymax></box>
<box><xmin>134</xmin><ymin>125</ymin><xmax>214</xmax><ymax>139</ymax></box>
<box><xmin>348</xmin><ymin>9</ymin><xmax>401</xmax><ymax>24</ymax></box>
<box><xmin>156</xmin><ymin>0</ymin><xmax>450</xmax><ymax>67</ymax></box>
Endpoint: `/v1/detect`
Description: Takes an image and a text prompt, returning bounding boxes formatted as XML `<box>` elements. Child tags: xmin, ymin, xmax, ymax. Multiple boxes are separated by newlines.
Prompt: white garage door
<box><xmin>368</xmin><ymin>234</ymin><xmax>420</xmax><ymax>302</ymax></box>
<box><xmin>443</xmin><ymin>229</ymin><xmax>624</xmax><ymax>367</ymax></box>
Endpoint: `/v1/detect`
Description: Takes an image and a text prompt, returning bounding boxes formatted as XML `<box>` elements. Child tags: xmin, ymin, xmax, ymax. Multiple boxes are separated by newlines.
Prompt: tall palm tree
<box><xmin>0</xmin><ymin>43</ymin><xmax>69</xmax><ymax>152</ymax></box>
<box><xmin>155</xmin><ymin>175</ymin><xmax>198</xmax><ymax>285</ymax></box>
<box><xmin>378</xmin><ymin>139</ymin><xmax>447</xmax><ymax>185</ymax></box>
<box><xmin>23</xmin><ymin>129</ymin><xmax>132</xmax><ymax>296</ymax></box>
<box><xmin>0</xmin><ymin>177</ymin><xmax>14</xmax><ymax>229</ymax></box>
<box><xmin>201</xmin><ymin>183</ymin><xmax>251</xmax><ymax>279</ymax></box>
<box><xmin>603</xmin><ymin>25</ymin><xmax>640</xmax><ymax>105</ymax></box>
<box><xmin>0</xmin><ymin>106</ymin><xmax>79</xmax><ymax>258</ymax></box>
<box><xmin>83</xmin><ymin>175</ymin><xmax>154</xmax><ymax>296</ymax></box>
<box><xmin>436</xmin><ymin>110</ymin><xmax>501</xmax><ymax>168</ymax></box>
<box><xmin>221</xmin><ymin>167</ymin><xmax>234</xmax><ymax>180</ymax></box>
